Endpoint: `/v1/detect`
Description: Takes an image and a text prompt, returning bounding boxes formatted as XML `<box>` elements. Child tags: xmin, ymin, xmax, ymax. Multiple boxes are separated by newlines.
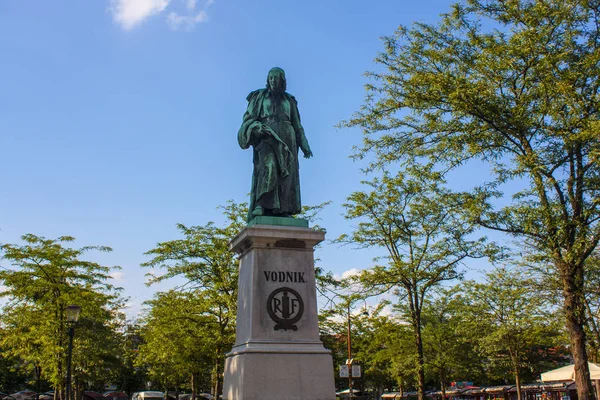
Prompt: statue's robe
<box><xmin>238</xmin><ymin>89</ymin><xmax>309</xmax><ymax>221</ymax></box>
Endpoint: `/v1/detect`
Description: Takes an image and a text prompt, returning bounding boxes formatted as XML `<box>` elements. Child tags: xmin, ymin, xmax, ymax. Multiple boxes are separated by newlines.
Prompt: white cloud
<box><xmin>110</xmin><ymin>271</ymin><xmax>125</xmax><ymax>281</ymax></box>
<box><xmin>166</xmin><ymin>10</ymin><xmax>207</xmax><ymax>30</ymax></box>
<box><xmin>341</xmin><ymin>268</ymin><xmax>361</xmax><ymax>279</ymax></box>
<box><xmin>168</xmin><ymin>0</ymin><xmax>214</xmax><ymax>30</ymax></box>
<box><xmin>110</xmin><ymin>0</ymin><xmax>171</xmax><ymax>30</ymax></box>
<box><xmin>109</xmin><ymin>0</ymin><xmax>215</xmax><ymax>31</ymax></box>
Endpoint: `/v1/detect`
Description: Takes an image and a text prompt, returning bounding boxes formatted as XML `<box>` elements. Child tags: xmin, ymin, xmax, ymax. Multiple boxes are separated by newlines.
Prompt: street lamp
<box><xmin>346</xmin><ymin>302</ymin><xmax>369</xmax><ymax>400</ymax></box>
<box><xmin>65</xmin><ymin>305</ymin><xmax>81</xmax><ymax>400</ymax></box>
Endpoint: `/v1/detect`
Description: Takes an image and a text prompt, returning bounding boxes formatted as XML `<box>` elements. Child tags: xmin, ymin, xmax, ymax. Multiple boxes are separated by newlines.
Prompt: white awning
<box><xmin>541</xmin><ymin>362</ymin><xmax>600</xmax><ymax>381</ymax></box>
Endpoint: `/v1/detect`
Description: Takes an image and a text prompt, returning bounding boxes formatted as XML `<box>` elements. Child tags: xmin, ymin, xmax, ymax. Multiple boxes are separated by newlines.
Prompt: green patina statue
<box><xmin>238</xmin><ymin>67</ymin><xmax>313</xmax><ymax>222</ymax></box>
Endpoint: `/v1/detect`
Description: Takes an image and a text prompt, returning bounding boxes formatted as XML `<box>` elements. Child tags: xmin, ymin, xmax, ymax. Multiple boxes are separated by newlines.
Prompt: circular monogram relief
<box><xmin>266</xmin><ymin>287</ymin><xmax>304</xmax><ymax>331</ymax></box>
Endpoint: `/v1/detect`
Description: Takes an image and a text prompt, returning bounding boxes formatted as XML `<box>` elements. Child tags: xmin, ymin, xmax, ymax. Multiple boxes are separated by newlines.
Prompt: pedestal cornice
<box><xmin>230</xmin><ymin>224</ymin><xmax>325</xmax><ymax>255</ymax></box>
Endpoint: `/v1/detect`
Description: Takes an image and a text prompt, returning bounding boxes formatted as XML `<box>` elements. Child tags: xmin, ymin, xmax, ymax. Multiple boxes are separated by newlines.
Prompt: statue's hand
<box><xmin>300</xmin><ymin>137</ymin><xmax>312</xmax><ymax>159</ymax></box>
<box><xmin>302</xmin><ymin>148</ymin><xmax>313</xmax><ymax>159</ymax></box>
<box><xmin>253</xmin><ymin>124</ymin><xmax>268</xmax><ymax>141</ymax></box>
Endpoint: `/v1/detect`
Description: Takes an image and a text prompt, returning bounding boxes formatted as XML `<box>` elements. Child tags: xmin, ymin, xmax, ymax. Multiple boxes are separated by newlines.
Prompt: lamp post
<box><xmin>65</xmin><ymin>305</ymin><xmax>81</xmax><ymax>400</ymax></box>
<box><xmin>346</xmin><ymin>301</ymin><xmax>368</xmax><ymax>400</ymax></box>
<box><xmin>346</xmin><ymin>302</ymin><xmax>353</xmax><ymax>400</ymax></box>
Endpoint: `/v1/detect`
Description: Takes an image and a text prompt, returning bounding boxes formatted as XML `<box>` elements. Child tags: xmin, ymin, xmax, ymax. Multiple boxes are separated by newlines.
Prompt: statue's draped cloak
<box><xmin>238</xmin><ymin>89</ymin><xmax>308</xmax><ymax>221</ymax></box>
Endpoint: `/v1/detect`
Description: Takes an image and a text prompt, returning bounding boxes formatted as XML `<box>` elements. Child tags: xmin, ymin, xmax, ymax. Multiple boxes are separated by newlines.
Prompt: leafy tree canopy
<box><xmin>343</xmin><ymin>1</ymin><xmax>600</xmax><ymax>398</ymax></box>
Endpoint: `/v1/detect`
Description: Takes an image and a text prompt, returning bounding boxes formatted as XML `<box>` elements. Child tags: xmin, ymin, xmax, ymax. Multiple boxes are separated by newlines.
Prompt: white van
<box><xmin>131</xmin><ymin>392</ymin><xmax>165</xmax><ymax>400</ymax></box>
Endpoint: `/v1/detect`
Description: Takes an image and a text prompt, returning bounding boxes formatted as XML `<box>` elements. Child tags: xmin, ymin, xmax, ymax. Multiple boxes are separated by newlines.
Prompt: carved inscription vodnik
<box><xmin>263</xmin><ymin>270</ymin><xmax>306</xmax><ymax>283</ymax></box>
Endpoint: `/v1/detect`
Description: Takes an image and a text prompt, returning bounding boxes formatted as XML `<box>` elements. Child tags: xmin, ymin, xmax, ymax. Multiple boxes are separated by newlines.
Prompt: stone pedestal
<box><xmin>222</xmin><ymin>222</ymin><xmax>336</xmax><ymax>400</ymax></box>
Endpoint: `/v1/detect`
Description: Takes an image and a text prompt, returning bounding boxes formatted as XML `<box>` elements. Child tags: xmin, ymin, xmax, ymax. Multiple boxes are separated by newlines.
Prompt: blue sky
<box><xmin>0</xmin><ymin>0</ymin><xmax>495</xmax><ymax>318</ymax></box>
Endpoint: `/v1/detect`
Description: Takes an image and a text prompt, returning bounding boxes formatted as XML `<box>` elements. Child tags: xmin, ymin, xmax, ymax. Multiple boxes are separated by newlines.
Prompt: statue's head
<box><xmin>266</xmin><ymin>67</ymin><xmax>286</xmax><ymax>94</ymax></box>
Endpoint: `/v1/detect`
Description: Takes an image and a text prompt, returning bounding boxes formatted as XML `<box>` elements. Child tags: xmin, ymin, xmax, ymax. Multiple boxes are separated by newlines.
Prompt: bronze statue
<box><xmin>238</xmin><ymin>67</ymin><xmax>313</xmax><ymax>221</ymax></box>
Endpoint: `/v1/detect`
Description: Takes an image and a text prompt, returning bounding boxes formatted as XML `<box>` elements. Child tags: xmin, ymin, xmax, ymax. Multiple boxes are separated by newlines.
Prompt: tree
<box><xmin>375</xmin><ymin>318</ymin><xmax>417</xmax><ymax>396</ymax></box>
<box><xmin>343</xmin><ymin>1</ymin><xmax>600</xmax><ymax>397</ymax></box>
<box><xmin>0</xmin><ymin>338</ymin><xmax>30</xmax><ymax>393</ymax></box>
<box><xmin>462</xmin><ymin>268</ymin><xmax>564</xmax><ymax>400</ymax></box>
<box><xmin>113</xmin><ymin>323</ymin><xmax>149</xmax><ymax>396</ymax></box>
<box><xmin>138</xmin><ymin>291</ymin><xmax>220</xmax><ymax>398</ymax></box>
<box><xmin>319</xmin><ymin>300</ymin><xmax>413</xmax><ymax>396</ymax></box>
<box><xmin>420</xmin><ymin>288</ymin><xmax>488</xmax><ymax>396</ymax></box>
<box><xmin>141</xmin><ymin>201</ymin><xmax>245</xmax><ymax>398</ymax></box>
<box><xmin>69</xmin><ymin>296</ymin><xmax>128</xmax><ymax>397</ymax></box>
<box><xmin>0</xmin><ymin>234</ymin><xmax>122</xmax><ymax>399</ymax></box>
<box><xmin>337</xmin><ymin>173</ymin><xmax>492</xmax><ymax>400</ymax></box>
<box><xmin>352</xmin><ymin>305</ymin><xmax>412</xmax><ymax>397</ymax></box>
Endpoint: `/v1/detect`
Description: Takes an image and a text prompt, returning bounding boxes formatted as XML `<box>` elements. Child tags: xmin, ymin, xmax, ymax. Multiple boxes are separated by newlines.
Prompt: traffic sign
<box><xmin>339</xmin><ymin>365</ymin><xmax>349</xmax><ymax>378</ymax></box>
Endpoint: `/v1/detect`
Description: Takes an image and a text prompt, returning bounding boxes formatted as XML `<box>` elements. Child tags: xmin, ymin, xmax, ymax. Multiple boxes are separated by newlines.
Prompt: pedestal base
<box><xmin>223</xmin><ymin>352</ymin><xmax>335</xmax><ymax>400</ymax></box>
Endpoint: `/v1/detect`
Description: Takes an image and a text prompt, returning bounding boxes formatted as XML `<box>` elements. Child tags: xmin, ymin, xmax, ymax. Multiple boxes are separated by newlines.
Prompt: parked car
<box><xmin>103</xmin><ymin>391</ymin><xmax>128</xmax><ymax>400</ymax></box>
<box><xmin>178</xmin><ymin>395</ymin><xmax>212</xmax><ymax>400</ymax></box>
<box><xmin>9</xmin><ymin>391</ymin><xmax>37</xmax><ymax>400</ymax></box>
<box><xmin>83</xmin><ymin>392</ymin><xmax>104</xmax><ymax>400</ymax></box>
<box><xmin>39</xmin><ymin>391</ymin><xmax>54</xmax><ymax>400</ymax></box>
<box><xmin>336</xmin><ymin>388</ymin><xmax>370</xmax><ymax>400</ymax></box>
<box><xmin>131</xmin><ymin>392</ymin><xmax>164</xmax><ymax>400</ymax></box>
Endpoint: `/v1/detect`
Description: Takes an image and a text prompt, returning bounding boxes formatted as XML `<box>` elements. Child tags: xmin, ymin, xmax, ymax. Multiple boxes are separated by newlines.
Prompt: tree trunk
<box><xmin>407</xmin><ymin>287</ymin><xmax>426</xmax><ymax>400</ymax></box>
<box><xmin>212</xmin><ymin>356</ymin><xmax>222</xmax><ymax>399</ymax></box>
<box><xmin>35</xmin><ymin>363</ymin><xmax>42</xmax><ymax>400</ymax></box>
<box><xmin>412</xmin><ymin>311</ymin><xmax>426</xmax><ymax>400</ymax></box>
<box><xmin>562</xmin><ymin>263</ymin><xmax>596</xmax><ymax>400</ymax></box>
<box><xmin>441</xmin><ymin>383</ymin><xmax>446</xmax><ymax>400</ymax></box>
<box><xmin>191</xmin><ymin>373</ymin><xmax>197</xmax><ymax>400</ymax></box>
<box><xmin>514</xmin><ymin>365</ymin><xmax>522</xmax><ymax>400</ymax></box>
<box><xmin>440</xmin><ymin>364</ymin><xmax>447</xmax><ymax>399</ymax></box>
